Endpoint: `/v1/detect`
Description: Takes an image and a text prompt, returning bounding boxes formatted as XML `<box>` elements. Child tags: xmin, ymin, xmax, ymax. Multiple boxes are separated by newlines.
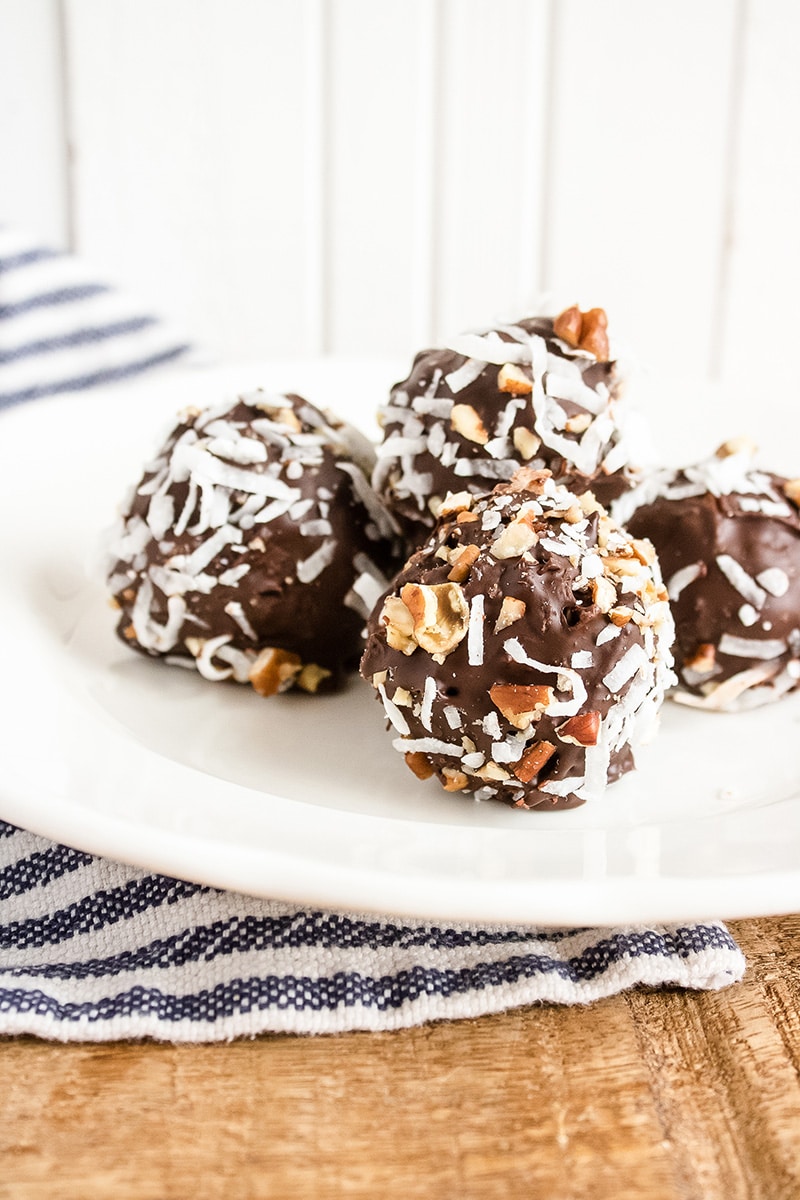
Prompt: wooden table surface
<box><xmin>2</xmin><ymin>914</ymin><xmax>799</xmax><ymax>1200</ymax></box>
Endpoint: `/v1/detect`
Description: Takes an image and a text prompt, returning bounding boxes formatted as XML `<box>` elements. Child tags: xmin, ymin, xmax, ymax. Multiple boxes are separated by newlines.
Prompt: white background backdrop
<box><xmin>2</xmin><ymin>0</ymin><xmax>799</xmax><ymax>398</ymax></box>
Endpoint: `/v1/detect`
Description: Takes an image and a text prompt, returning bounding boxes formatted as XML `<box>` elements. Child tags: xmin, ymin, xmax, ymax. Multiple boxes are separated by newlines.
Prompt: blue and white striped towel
<box><xmin>0</xmin><ymin>231</ymin><xmax>746</xmax><ymax>1041</ymax></box>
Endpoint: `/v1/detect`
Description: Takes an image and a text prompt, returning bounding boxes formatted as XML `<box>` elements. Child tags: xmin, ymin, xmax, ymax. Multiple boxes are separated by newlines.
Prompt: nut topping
<box><xmin>436</xmin><ymin>491</ymin><xmax>474</xmax><ymax>518</ymax></box>
<box><xmin>552</xmin><ymin>305</ymin><xmax>583</xmax><ymax>349</ymax></box>
<box><xmin>447</xmin><ymin>543</ymin><xmax>480</xmax><ymax>583</ymax></box>
<box><xmin>249</xmin><ymin>647</ymin><xmax>303</xmax><ymax>696</ymax></box>
<box><xmin>490</xmin><ymin>683</ymin><xmax>554</xmax><ymax>729</ymax></box>
<box><xmin>684</xmin><ymin>642</ymin><xmax>716</xmax><ymax>676</ymax></box>
<box><xmin>565</xmin><ymin>412</ymin><xmax>593</xmax><ymax>435</ymax></box>
<box><xmin>716</xmin><ymin>436</ymin><xmax>758</xmax><ymax>459</ymax></box>
<box><xmin>490</xmin><ymin>517</ymin><xmax>539</xmax><ymax>560</ymax></box>
<box><xmin>400</xmin><ymin>581</ymin><xmax>470</xmax><ymax>658</ymax></box>
<box><xmin>512</xmin><ymin>426</ymin><xmax>542</xmax><ymax>461</ymax></box>
<box><xmin>296</xmin><ymin>663</ymin><xmax>332</xmax><ymax>693</ymax></box>
<box><xmin>513</xmin><ymin>740</ymin><xmax>557</xmax><ymax>784</ymax></box>
<box><xmin>553</xmin><ymin>305</ymin><xmax>610</xmax><ymax>361</ymax></box>
<box><xmin>381</xmin><ymin>594</ymin><xmax>417</xmax><ymax>655</ymax></box>
<box><xmin>557</xmin><ymin>711</ymin><xmax>600</xmax><ymax>746</ymax></box>
<box><xmin>494</xmin><ymin>596</ymin><xmax>526</xmax><ymax>632</ymax></box>
<box><xmin>498</xmin><ymin>363</ymin><xmax>533</xmax><ymax>396</ymax></box>
<box><xmin>441</xmin><ymin>767</ymin><xmax>469</xmax><ymax>791</ymax></box>
<box><xmin>784</xmin><ymin>479</ymin><xmax>800</xmax><ymax>507</ymax></box>
<box><xmin>405</xmin><ymin>752</ymin><xmax>435</xmax><ymax>780</ymax></box>
<box><xmin>590</xmin><ymin>575</ymin><xmax>617</xmax><ymax>614</ymax></box>
<box><xmin>579</xmin><ymin>308</ymin><xmax>610</xmax><ymax>361</ymax></box>
<box><xmin>450</xmin><ymin>403</ymin><xmax>489</xmax><ymax>445</ymax></box>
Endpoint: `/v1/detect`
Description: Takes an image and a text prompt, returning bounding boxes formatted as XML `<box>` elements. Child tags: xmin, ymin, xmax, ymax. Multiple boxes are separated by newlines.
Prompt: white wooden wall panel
<box><xmin>543</xmin><ymin>0</ymin><xmax>738</xmax><ymax>383</ymax></box>
<box><xmin>0</xmin><ymin>0</ymin><xmax>69</xmax><ymax>248</ymax></box>
<box><xmin>435</xmin><ymin>0</ymin><xmax>551</xmax><ymax>340</ymax></box>
<box><xmin>64</xmin><ymin>0</ymin><xmax>310</xmax><ymax>359</ymax></box>
<box><xmin>4</xmin><ymin>0</ymin><xmax>800</xmax><ymax>390</ymax></box>
<box><xmin>326</xmin><ymin>0</ymin><xmax>434</xmax><ymax>355</ymax></box>
<box><xmin>721</xmin><ymin>0</ymin><xmax>800</xmax><ymax>391</ymax></box>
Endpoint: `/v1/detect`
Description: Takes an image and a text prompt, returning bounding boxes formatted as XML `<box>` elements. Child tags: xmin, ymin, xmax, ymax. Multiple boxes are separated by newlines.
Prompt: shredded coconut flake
<box><xmin>716</xmin><ymin>554</ymin><xmax>766</xmax><ymax>608</ymax></box>
<box><xmin>757</xmin><ymin>567</ymin><xmax>790</xmax><ymax>597</ymax></box>
<box><xmin>392</xmin><ymin>736</ymin><xmax>463</xmax><ymax>756</ymax></box>
<box><xmin>602</xmin><ymin>643</ymin><xmax>649</xmax><ymax>694</ymax></box>
<box><xmin>467</xmin><ymin>595</ymin><xmax>485</xmax><ymax>666</ymax></box>
<box><xmin>296</xmin><ymin>538</ymin><xmax>336</xmax><ymax>584</ymax></box>
<box><xmin>718</xmin><ymin>633</ymin><xmax>787</xmax><ymax>660</ymax></box>
<box><xmin>666</xmin><ymin>562</ymin><xmax>704</xmax><ymax>600</ymax></box>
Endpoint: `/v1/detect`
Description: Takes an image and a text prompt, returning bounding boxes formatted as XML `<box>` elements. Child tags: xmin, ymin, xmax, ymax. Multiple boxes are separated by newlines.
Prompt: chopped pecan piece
<box><xmin>249</xmin><ymin>647</ymin><xmax>303</xmax><ymax>696</ymax></box>
<box><xmin>498</xmin><ymin>363</ymin><xmax>533</xmax><ymax>395</ymax></box>
<box><xmin>400</xmin><ymin>581</ymin><xmax>470</xmax><ymax>659</ymax></box>
<box><xmin>784</xmin><ymin>479</ymin><xmax>800</xmax><ymax>507</ymax></box>
<box><xmin>494</xmin><ymin>596</ymin><xmax>526</xmax><ymax>633</ymax></box>
<box><xmin>553</xmin><ymin>305</ymin><xmax>610</xmax><ymax>361</ymax></box>
<box><xmin>684</xmin><ymin>642</ymin><xmax>716</xmax><ymax>676</ymax></box>
<box><xmin>447</xmin><ymin>543</ymin><xmax>480</xmax><ymax>583</ymax></box>
<box><xmin>490</xmin><ymin>683</ymin><xmax>553</xmax><ymax>730</ymax></box>
<box><xmin>513</xmin><ymin>740</ymin><xmax>557</xmax><ymax>784</ymax></box>
<box><xmin>512</xmin><ymin>426</ymin><xmax>542</xmax><ymax>461</ymax></box>
<box><xmin>405</xmin><ymin>752</ymin><xmax>436</xmax><ymax>780</ymax></box>
<box><xmin>450</xmin><ymin>403</ymin><xmax>489</xmax><ymax>445</ymax></box>
<box><xmin>441</xmin><ymin>767</ymin><xmax>469</xmax><ymax>791</ymax></box>
<box><xmin>557</xmin><ymin>712</ymin><xmax>600</xmax><ymax>746</ymax></box>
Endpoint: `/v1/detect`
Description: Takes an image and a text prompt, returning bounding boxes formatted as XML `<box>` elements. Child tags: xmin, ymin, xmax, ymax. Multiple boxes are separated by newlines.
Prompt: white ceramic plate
<box><xmin>2</xmin><ymin>362</ymin><xmax>800</xmax><ymax>927</ymax></box>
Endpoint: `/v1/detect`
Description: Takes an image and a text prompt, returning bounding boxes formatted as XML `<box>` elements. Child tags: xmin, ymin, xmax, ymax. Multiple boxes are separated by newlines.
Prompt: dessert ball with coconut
<box><xmin>617</xmin><ymin>439</ymin><xmax>800</xmax><ymax>711</ymax></box>
<box><xmin>106</xmin><ymin>390</ymin><xmax>401</xmax><ymax>694</ymax></box>
<box><xmin>361</xmin><ymin>469</ymin><xmax>675</xmax><ymax>810</ymax></box>
<box><xmin>372</xmin><ymin>306</ymin><xmax>637</xmax><ymax>551</ymax></box>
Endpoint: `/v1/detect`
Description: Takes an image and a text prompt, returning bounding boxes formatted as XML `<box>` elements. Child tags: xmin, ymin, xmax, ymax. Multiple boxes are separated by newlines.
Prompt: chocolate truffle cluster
<box><xmin>107</xmin><ymin>300</ymin><xmax>800</xmax><ymax>815</ymax></box>
<box><xmin>106</xmin><ymin>391</ymin><xmax>400</xmax><ymax>694</ymax></box>
<box><xmin>372</xmin><ymin>307</ymin><xmax>635</xmax><ymax>550</ymax></box>
<box><xmin>617</xmin><ymin>441</ymin><xmax>800</xmax><ymax>710</ymax></box>
<box><xmin>360</xmin><ymin>469</ymin><xmax>676</xmax><ymax>810</ymax></box>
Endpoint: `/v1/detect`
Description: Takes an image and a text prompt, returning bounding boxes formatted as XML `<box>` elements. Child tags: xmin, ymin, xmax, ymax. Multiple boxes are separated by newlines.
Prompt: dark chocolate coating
<box><xmin>373</xmin><ymin>316</ymin><xmax>633</xmax><ymax>551</ymax></box>
<box><xmin>361</xmin><ymin>472</ymin><xmax>675</xmax><ymax>809</ymax></box>
<box><xmin>625</xmin><ymin>462</ymin><xmax>800</xmax><ymax>708</ymax></box>
<box><xmin>107</xmin><ymin>392</ymin><xmax>401</xmax><ymax>691</ymax></box>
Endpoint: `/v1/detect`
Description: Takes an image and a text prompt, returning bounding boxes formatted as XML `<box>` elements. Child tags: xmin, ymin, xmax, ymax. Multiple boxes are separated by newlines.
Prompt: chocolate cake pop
<box><xmin>372</xmin><ymin>306</ymin><xmax>636</xmax><ymax>551</ymax></box>
<box><xmin>618</xmin><ymin>440</ymin><xmax>800</xmax><ymax>710</ymax></box>
<box><xmin>106</xmin><ymin>390</ymin><xmax>400</xmax><ymax>694</ymax></box>
<box><xmin>361</xmin><ymin>469</ymin><xmax>675</xmax><ymax>810</ymax></box>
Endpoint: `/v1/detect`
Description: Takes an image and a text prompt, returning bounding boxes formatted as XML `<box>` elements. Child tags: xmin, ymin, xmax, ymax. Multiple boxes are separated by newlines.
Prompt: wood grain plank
<box><xmin>0</xmin><ymin>0</ymin><xmax>69</xmax><ymax>247</ymax></box>
<box><xmin>4</xmin><ymin>921</ymin><xmax>798</xmax><ymax>1199</ymax></box>
<box><xmin>0</xmin><ymin>999</ymin><xmax>684</xmax><ymax>1199</ymax></box>
<box><xmin>626</xmin><ymin>917</ymin><xmax>800</xmax><ymax>1200</ymax></box>
<box><xmin>543</xmin><ymin>0</ymin><xmax>738</xmax><ymax>383</ymax></box>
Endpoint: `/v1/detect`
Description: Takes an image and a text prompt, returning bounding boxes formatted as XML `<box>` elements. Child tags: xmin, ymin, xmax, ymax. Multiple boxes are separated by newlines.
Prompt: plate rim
<box><xmin>3</xmin><ymin>365</ymin><xmax>800</xmax><ymax>928</ymax></box>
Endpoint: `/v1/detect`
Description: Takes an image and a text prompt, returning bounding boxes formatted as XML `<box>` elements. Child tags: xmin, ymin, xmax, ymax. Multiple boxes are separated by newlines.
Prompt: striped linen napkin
<box><xmin>0</xmin><ymin>230</ymin><xmax>745</xmax><ymax>1040</ymax></box>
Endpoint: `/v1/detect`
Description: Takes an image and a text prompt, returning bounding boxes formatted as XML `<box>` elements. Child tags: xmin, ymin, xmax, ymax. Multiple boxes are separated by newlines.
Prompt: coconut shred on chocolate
<box><xmin>106</xmin><ymin>391</ymin><xmax>401</xmax><ymax>694</ymax></box>
<box><xmin>372</xmin><ymin>306</ymin><xmax>636</xmax><ymax>552</ymax></box>
<box><xmin>617</xmin><ymin>439</ymin><xmax>800</xmax><ymax>711</ymax></box>
<box><xmin>361</xmin><ymin>469</ymin><xmax>676</xmax><ymax>810</ymax></box>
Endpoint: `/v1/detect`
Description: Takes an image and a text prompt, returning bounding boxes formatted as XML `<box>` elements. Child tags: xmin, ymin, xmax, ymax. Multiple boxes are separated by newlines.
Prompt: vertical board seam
<box><xmin>537</xmin><ymin>0</ymin><xmax>559</xmax><ymax>296</ymax></box>
<box><xmin>303</xmin><ymin>0</ymin><xmax>330</xmax><ymax>355</ymax></box>
<box><xmin>710</xmin><ymin>0</ymin><xmax>750</xmax><ymax>381</ymax></box>
<box><xmin>56</xmin><ymin>0</ymin><xmax>76</xmax><ymax>251</ymax></box>
<box><xmin>411</xmin><ymin>0</ymin><xmax>443</xmax><ymax>347</ymax></box>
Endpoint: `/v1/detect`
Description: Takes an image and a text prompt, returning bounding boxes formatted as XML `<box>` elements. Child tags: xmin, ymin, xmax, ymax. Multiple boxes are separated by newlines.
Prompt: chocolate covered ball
<box><xmin>106</xmin><ymin>390</ymin><xmax>400</xmax><ymax>694</ymax></box>
<box><xmin>372</xmin><ymin>306</ymin><xmax>636</xmax><ymax>551</ymax></box>
<box><xmin>361</xmin><ymin>469</ymin><xmax>675</xmax><ymax>810</ymax></box>
<box><xmin>618</xmin><ymin>440</ymin><xmax>800</xmax><ymax>710</ymax></box>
